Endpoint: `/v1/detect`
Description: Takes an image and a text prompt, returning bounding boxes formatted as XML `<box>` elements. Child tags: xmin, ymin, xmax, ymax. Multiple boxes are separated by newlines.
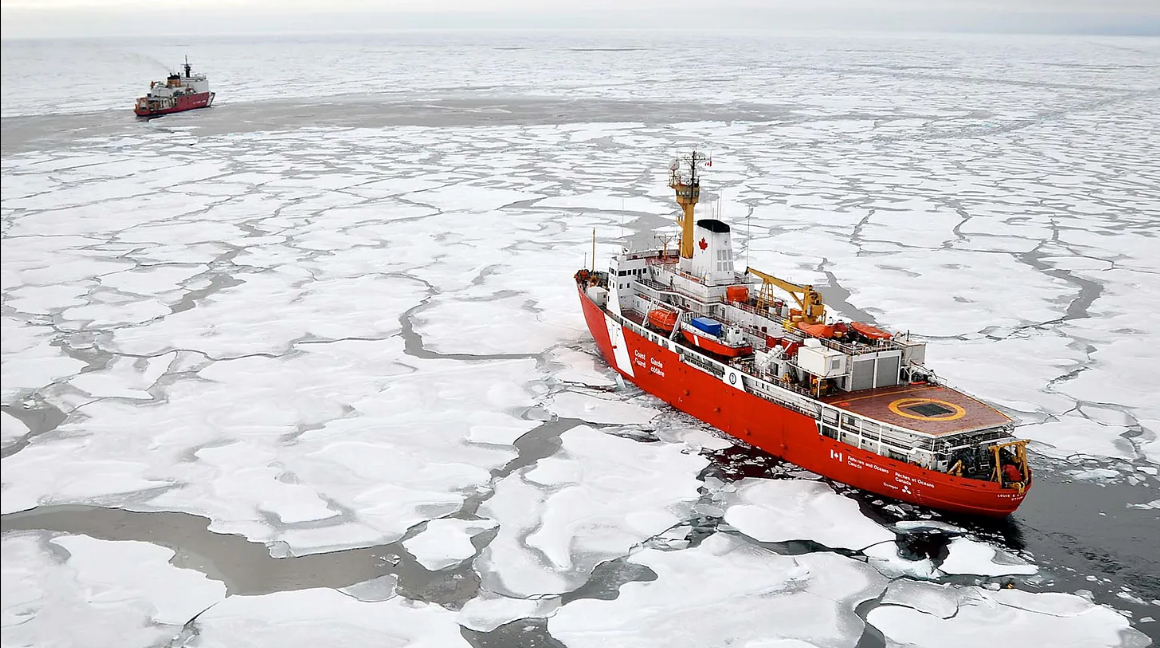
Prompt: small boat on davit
<box><xmin>574</xmin><ymin>151</ymin><xmax>1031</xmax><ymax>517</ymax></box>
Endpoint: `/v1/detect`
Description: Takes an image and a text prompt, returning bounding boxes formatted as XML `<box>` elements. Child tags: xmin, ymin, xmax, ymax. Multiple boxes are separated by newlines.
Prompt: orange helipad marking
<box><xmin>888</xmin><ymin>397</ymin><xmax>966</xmax><ymax>421</ymax></box>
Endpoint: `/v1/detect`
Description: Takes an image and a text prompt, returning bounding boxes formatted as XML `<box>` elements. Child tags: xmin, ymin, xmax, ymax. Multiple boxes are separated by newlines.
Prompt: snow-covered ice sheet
<box><xmin>545</xmin><ymin>390</ymin><xmax>660</xmax><ymax>426</ymax></box>
<box><xmin>550</xmin><ymin>533</ymin><xmax>886</xmax><ymax>648</ymax></box>
<box><xmin>189</xmin><ymin>587</ymin><xmax>468</xmax><ymax>648</ymax></box>
<box><xmin>870</xmin><ymin>584</ymin><xmax>1148</xmax><ymax>648</ymax></box>
<box><xmin>1</xmin><ymin>338</ymin><xmax>543</xmax><ymax>557</ymax></box>
<box><xmin>938</xmin><ymin>537</ymin><xmax>1037</xmax><ymax>577</ymax></box>
<box><xmin>67</xmin><ymin>352</ymin><xmax>175</xmax><ymax>400</ymax></box>
<box><xmin>1</xmin><ymin>532</ymin><xmax>226</xmax><ymax>648</ymax></box>
<box><xmin>406</xmin><ymin>184</ymin><xmax>541</xmax><ymax>213</ymax></box>
<box><xmin>550</xmin><ymin>347</ymin><xmax>616</xmax><ymax>387</ymax></box>
<box><xmin>534</xmin><ymin>191</ymin><xmax>671</xmax><ymax>215</ymax></box>
<box><xmin>403</xmin><ymin>518</ymin><xmax>499</xmax><ymax>571</ymax></box>
<box><xmin>863</xmin><ymin>541</ymin><xmax>939</xmax><ymax>580</ymax></box>
<box><xmin>477</xmin><ymin>425</ymin><xmax>708</xmax><ymax>597</ymax></box>
<box><xmin>109</xmin><ymin>272</ymin><xmax>427</xmax><ymax>359</ymax></box>
<box><xmin>1</xmin><ymin>410</ymin><xmax>31</xmax><ymax>446</ymax></box>
<box><xmin>456</xmin><ymin>590</ymin><xmax>561</xmax><ymax>633</ymax></box>
<box><xmin>722</xmin><ymin>479</ymin><xmax>895</xmax><ymax>550</ymax></box>
<box><xmin>1</xmin><ymin>317</ymin><xmax>86</xmax><ymax>401</ymax></box>
<box><xmin>879</xmin><ymin>579</ymin><xmax>961</xmax><ymax>618</ymax></box>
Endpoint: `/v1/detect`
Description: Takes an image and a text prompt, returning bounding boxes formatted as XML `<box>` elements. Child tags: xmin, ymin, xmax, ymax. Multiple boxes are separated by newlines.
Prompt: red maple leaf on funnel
<box><xmin>698</xmin><ymin>238</ymin><xmax>708</xmax><ymax>251</ymax></box>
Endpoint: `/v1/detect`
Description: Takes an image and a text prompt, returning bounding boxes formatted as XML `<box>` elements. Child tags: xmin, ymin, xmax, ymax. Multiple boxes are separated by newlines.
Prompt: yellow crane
<box><xmin>745</xmin><ymin>267</ymin><xmax>826</xmax><ymax>325</ymax></box>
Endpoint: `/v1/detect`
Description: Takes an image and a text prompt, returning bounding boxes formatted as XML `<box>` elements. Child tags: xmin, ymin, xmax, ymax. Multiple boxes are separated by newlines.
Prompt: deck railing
<box><xmin>604</xmin><ymin>305</ymin><xmax>1015</xmax><ymax>466</ymax></box>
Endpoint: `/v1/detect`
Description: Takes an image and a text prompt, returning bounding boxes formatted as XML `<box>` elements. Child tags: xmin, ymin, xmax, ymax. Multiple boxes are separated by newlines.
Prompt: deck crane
<box><xmin>745</xmin><ymin>267</ymin><xmax>826</xmax><ymax>325</ymax></box>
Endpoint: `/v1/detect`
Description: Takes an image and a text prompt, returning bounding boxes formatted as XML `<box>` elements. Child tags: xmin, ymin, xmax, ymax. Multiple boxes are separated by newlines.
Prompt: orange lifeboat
<box><xmin>850</xmin><ymin>321</ymin><xmax>892</xmax><ymax>340</ymax></box>
<box><xmin>726</xmin><ymin>285</ymin><xmax>749</xmax><ymax>304</ymax></box>
<box><xmin>797</xmin><ymin>322</ymin><xmax>835</xmax><ymax>338</ymax></box>
<box><xmin>647</xmin><ymin>308</ymin><xmax>678</xmax><ymax>332</ymax></box>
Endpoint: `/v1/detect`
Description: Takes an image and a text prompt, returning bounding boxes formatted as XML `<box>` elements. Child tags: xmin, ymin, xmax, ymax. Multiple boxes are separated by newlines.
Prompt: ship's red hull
<box><xmin>578</xmin><ymin>285</ymin><xmax>1028</xmax><ymax>517</ymax></box>
<box><xmin>134</xmin><ymin>92</ymin><xmax>215</xmax><ymax>117</ymax></box>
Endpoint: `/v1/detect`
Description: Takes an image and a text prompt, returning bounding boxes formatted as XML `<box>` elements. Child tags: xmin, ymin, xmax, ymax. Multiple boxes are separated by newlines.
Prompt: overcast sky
<box><xmin>3</xmin><ymin>0</ymin><xmax>1158</xmax><ymax>39</ymax></box>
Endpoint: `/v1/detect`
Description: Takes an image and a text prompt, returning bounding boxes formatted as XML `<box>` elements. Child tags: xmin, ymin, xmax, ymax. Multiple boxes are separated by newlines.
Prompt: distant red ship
<box><xmin>134</xmin><ymin>57</ymin><xmax>214</xmax><ymax>117</ymax></box>
<box><xmin>575</xmin><ymin>151</ymin><xmax>1032</xmax><ymax>517</ymax></box>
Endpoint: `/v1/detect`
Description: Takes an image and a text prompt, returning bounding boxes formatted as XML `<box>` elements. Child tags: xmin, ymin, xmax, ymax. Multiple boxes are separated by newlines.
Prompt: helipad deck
<box><xmin>823</xmin><ymin>384</ymin><xmax>1011</xmax><ymax>437</ymax></box>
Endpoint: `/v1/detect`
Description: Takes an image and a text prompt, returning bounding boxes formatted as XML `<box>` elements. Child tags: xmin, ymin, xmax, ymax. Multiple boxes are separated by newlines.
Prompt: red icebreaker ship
<box><xmin>134</xmin><ymin>57</ymin><xmax>215</xmax><ymax>117</ymax></box>
<box><xmin>575</xmin><ymin>151</ymin><xmax>1031</xmax><ymax>517</ymax></box>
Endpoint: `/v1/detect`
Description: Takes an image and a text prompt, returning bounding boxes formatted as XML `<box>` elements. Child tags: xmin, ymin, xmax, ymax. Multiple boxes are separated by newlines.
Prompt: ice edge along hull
<box><xmin>578</xmin><ymin>285</ymin><xmax>1028</xmax><ymax>517</ymax></box>
<box><xmin>134</xmin><ymin>92</ymin><xmax>215</xmax><ymax>117</ymax></box>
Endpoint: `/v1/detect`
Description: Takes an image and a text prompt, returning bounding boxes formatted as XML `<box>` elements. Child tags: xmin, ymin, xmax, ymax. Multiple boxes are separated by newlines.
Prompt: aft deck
<box><xmin>823</xmin><ymin>384</ymin><xmax>1010</xmax><ymax>436</ymax></box>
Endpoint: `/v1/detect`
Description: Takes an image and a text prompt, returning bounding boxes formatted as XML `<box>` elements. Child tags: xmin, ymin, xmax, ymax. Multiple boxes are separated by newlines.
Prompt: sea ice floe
<box><xmin>722</xmin><ymin>479</ymin><xmax>895</xmax><ymax>550</ymax></box>
<box><xmin>549</xmin><ymin>532</ymin><xmax>886</xmax><ymax>648</ymax></box>
<box><xmin>852</xmin><ymin>249</ymin><xmax>1074</xmax><ymax>337</ymax></box>
<box><xmin>67</xmin><ymin>352</ymin><xmax>175</xmax><ymax>400</ymax></box>
<box><xmin>337</xmin><ymin>574</ymin><xmax>399</xmax><ymax>603</ymax></box>
<box><xmin>534</xmin><ymin>191</ymin><xmax>671</xmax><ymax>215</ymax></box>
<box><xmin>938</xmin><ymin>537</ymin><xmax>1037</xmax><ymax>577</ymax></box>
<box><xmin>1</xmin><ymin>533</ymin><xmax>226</xmax><ymax>648</ymax></box>
<box><xmin>1</xmin><ymin>317</ymin><xmax>87</xmax><ymax>401</ymax></box>
<box><xmin>880</xmin><ymin>579</ymin><xmax>961</xmax><ymax>618</ymax></box>
<box><xmin>1</xmin><ymin>410</ymin><xmax>31</xmax><ymax>446</ymax></box>
<box><xmin>415</xmin><ymin>293</ymin><xmax>579</xmax><ymax>356</ymax></box>
<box><xmin>406</xmin><ymin>184</ymin><xmax>542</xmax><ymax>213</ymax></box>
<box><xmin>189</xmin><ymin>587</ymin><xmax>468</xmax><ymax>648</ymax></box>
<box><xmin>97</xmin><ymin>264</ymin><xmax>208</xmax><ymax>296</ymax></box>
<box><xmin>403</xmin><ymin>518</ymin><xmax>499</xmax><ymax>571</ymax></box>
<box><xmin>109</xmin><ymin>272</ymin><xmax>428</xmax><ymax>359</ymax></box>
<box><xmin>2</xmin><ymin>338</ymin><xmax>543</xmax><ymax>556</ymax></box>
<box><xmin>869</xmin><ymin>584</ymin><xmax>1148</xmax><ymax>648</ymax></box>
<box><xmin>863</xmin><ymin>541</ymin><xmax>939</xmax><ymax>580</ymax></box>
<box><xmin>933</xmin><ymin>333</ymin><xmax>1085</xmax><ymax>416</ymax></box>
<box><xmin>61</xmin><ymin>295</ymin><xmax>171</xmax><ymax>328</ymax></box>
<box><xmin>1017</xmin><ymin>416</ymin><xmax>1136</xmax><ymax>462</ymax></box>
<box><xmin>859</xmin><ymin>207</ymin><xmax>966</xmax><ymax>250</ymax></box>
<box><xmin>545</xmin><ymin>390</ymin><xmax>660</xmax><ymax>426</ymax></box>
<box><xmin>549</xmin><ymin>347</ymin><xmax>617</xmax><ymax>388</ymax></box>
<box><xmin>3</xmin><ymin>282</ymin><xmax>92</xmax><ymax>315</ymax></box>
<box><xmin>411</xmin><ymin>248</ymin><xmax>592</xmax><ymax>356</ymax></box>
<box><xmin>456</xmin><ymin>589</ymin><xmax>561</xmax><ymax>632</ymax></box>
<box><xmin>476</xmin><ymin>425</ymin><xmax>707</xmax><ymax>597</ymax></box>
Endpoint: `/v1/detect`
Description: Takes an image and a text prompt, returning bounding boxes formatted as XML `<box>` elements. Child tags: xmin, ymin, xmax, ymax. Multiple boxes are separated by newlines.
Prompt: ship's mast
<box><xmin>184</xmin><ymin>56</ymin><xmax>192</xmax><ymax>79</ymax></box>
<box><xmin>669</xmin><ymin>150</ymin><xmax>707</xmax><ymax>259</ymax></box>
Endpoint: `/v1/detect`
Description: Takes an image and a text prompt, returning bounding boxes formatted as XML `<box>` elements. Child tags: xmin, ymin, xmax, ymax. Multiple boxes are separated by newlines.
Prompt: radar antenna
<box><xmin>655</xmin><ymin>232</ymin><xmax>677</xmax><ymax>258</ymax></box>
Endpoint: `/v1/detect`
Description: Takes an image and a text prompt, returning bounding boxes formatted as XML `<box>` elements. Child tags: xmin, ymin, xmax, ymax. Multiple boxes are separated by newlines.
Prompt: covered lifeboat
<box><xmin>647</xmin><ymin>308</ymin><xmax>679</xmax><ymax>333</ymax></box>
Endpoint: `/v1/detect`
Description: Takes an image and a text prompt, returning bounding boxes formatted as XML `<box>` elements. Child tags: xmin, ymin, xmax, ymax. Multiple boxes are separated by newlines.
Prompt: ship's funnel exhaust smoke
<box><xmin>122</xmin><ymin>52</ymin><xmax>171</xmax><ymax>73</ymax></box>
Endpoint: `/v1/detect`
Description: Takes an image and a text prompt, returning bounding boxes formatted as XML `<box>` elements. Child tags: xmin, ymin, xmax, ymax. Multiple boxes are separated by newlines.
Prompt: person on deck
<box><xmin>1002</xmin><ymin>463</ymin><xmax>1023</xmax><ymax>485</ymax></box>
